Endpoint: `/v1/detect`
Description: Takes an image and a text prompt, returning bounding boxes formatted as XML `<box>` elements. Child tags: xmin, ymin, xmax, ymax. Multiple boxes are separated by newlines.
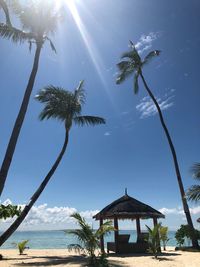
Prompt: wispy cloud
<box><xmin>136</xmin><ymin>89</ymin><xmax>175</xmax><ymax>119</ymax></box>
<box><xmin>159</xmin><ymin>206</ymin><xmax>200</xmax><ymax>216</ymax></box>
<box><xmin>135</xmin><ymin>32</ymin><xmax>161</xmax><ymax>54</ymax></box>
<box><xmin>104</xmin><ymin>131</ymin><xmax>111</xmax><ymax>136</ymax></box>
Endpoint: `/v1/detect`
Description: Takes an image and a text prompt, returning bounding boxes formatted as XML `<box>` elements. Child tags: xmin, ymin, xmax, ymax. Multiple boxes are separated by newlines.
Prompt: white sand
<box><xmin>0</xmin><ymin>247</ymin><xmax>200</xmax><ymax>266</ymax></box>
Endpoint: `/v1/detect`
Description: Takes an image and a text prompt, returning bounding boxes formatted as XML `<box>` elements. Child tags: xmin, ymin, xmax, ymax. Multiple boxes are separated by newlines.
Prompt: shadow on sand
<box><xmin>4</xmin><ymin>254</ymin><xmax>126</xmax><ymax>267</ymax></box>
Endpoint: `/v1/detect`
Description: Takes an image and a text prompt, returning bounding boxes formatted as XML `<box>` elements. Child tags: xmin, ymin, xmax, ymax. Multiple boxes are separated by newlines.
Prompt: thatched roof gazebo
<box><xmin>93</xmin><ymin>190</ymin><xmax>165</xmax><ymax>254</ymax></box>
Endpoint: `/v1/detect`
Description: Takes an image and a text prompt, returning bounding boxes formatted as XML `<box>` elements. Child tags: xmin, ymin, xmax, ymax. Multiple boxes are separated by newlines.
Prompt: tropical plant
<box><xmin>116</xmin><ymin>42</ymin><xmax>199</xmax><ymax>248</ymax></box>
<box><xmin>67</xmin><ymin>213</ymin><xmax>113</xmax><ymax>266</ymax></box>
<box><xmin>187</xmin><ymin>163</ymin><xmax>200</xmax><ymax>202</ymax></box>
<box><xmin>146</xmin><ymin>224</ymin><xmax>161</xmax><ymax>259</ymax></box>
<box><xmin>159</xmin><ymin>225</ymin><xmax>169</xmax><ymax>251</ymax></box>
<box><xmin>0</xmin><ymin>204</ymin><xmax>21</xmax><ymax>220</ymax></box>
<box><xmin>175</xmin><ymin>224</ymin><xmax>200</xmax><ymax>247</ymax></box>
<box><xmin>0</xmin><ymin>0</ymin><xmax>61</xmax><ymax>196</ymax></box>
<box><xmin>0</xmin><ymin>81</ymin><xmax>105</xmax><ymax>246</ymax></box>
<box><xmin>13</xmin><ymin>240</ymin><xmax>29</xmax><ymax>255</ymax></box>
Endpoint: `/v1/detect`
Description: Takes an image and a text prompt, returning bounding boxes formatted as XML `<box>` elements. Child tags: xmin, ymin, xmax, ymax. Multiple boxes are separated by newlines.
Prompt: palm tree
<box><xmin>0</xmin><ymin>81</ymin><xmax>105</xmax><ymax>246</ymax></box>
<box><xmin>67</xmin><ymin>213</ymin><xmax>113</xmax><ymax>265</ymax></box>
<box><xmin>0</xmin><ymin>0</ymin><xmax>60</xmax><ymax>196</ymax></box>
<box><xmin>187</xmin><ymin>163</ymin><xmax>200</xmax><ymax>202</ymax></box>
<box><xmin>116</xmin><ymin>42</ymin><xmax>199</xmax><ymax>248</ymax></box>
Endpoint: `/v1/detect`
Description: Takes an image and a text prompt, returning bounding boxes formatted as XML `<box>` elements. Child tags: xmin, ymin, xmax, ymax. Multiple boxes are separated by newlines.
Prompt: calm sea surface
<box><xmin>0</xmin><ymin>230</ymin><xmax>177</xmax><ymax>249</ymax></box>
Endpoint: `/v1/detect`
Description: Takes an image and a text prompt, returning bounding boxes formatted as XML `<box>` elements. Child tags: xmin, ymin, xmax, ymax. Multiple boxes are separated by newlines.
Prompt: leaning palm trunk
<box><xmin>0</xmin><ymin>43</ymin><xmax>42</xmax><ymax>197</ymax></box>
<box><xmin>140</xmin><ymin>71</ymin><xmax>199</xmax><ymax>248</ymax></box>
<box><xmin>0</xmin><ymin>130</ymin><xmax>69</xmax><ymax>246</ymax></box>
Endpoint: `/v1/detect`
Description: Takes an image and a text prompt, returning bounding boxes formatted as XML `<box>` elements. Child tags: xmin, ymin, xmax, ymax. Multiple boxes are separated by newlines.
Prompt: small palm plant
<box><xmin>0</xmin><ymin>0</ymin><xmax>61</xmax><ymax>196</ymax></box>
<box><xmin>146</xmin><ymin>224</ymin><xmax>161</xmax><ymax>259</ymax></box>
<box><xmin>67</xmin><ymin>213</ymin><xmax>114</xmax><ymax>266</ymax></box>
<box><xmin>13</xmin><ymin>240</ymin><xmax>29</xmax><ymax>255</ymax></box>
<box><xmin>187</xmin><ymin>163</ymin><xmax>200</xmax><ymax>202</ymax></box>
<box><xmin>116</xmin><ymin>42</ymin><xmax>199</xmax><ymax>248</ymax></box>
<box><xmin>0</xmin><ymin>81</ymin><xmax>105</xmax><ymax>246</ymax></box>
<box><xmin>159</xmin><ymin>225</ymin><xmax>169</xmax><ymax>251</ymax></box>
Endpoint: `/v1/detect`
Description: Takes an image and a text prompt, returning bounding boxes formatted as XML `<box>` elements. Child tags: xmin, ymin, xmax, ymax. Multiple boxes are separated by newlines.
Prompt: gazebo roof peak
<box><xmin>93</xmin><ymin>192</ymin><xmax>165</xmax><ymax>220</ymax></box>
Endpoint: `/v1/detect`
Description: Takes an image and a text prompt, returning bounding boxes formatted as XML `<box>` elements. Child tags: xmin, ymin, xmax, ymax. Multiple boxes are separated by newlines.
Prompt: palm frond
<box><xmin>95</xmin><ymin>221</ymin><xmax>114</xmax><ymax>238</ymax></box>
<box><xmin>46</xmin><ymin>37</ymin><xmax>57</xmax><ymax>53</ymax></box>
<box><xmin>142</xmin><ymin>50</ymin><xmax>161</xmax><ymax>65</ymax></box>
<box><xmin>0</xmin><ymin>23</ymin><xmax>34</xmax><ymax>43</ymax></box>
<box><xmin>187</xmin><ymin>185</ymin><xmax>200</xmax><ymax>202</ymax></box>
<box><xmin>68</xmin><ymin>244</ymin><xmax>84</xmax><ymax>254</ymax></box>
<box><xmin>73</xmin><ymin>116</ymin><xmax>105</xmax><ymax>127</ymax></box>
<box><xmin>74</xmin><ymin>80</ymin><xmax>85</xmax><ymax>105</ymax></box>
<box><xmin>191</xmin><ymin>163</ymin><xmax>200</xmax><ymax>180</ymax></box>
<box><xmin>0</xmin><ymin>0</ymin><xmax>12</xmax><ymax>26</ymax></box>
<box><xmin>133</xmin><ymin>71</ymin><xmax>139</xmax><ymax>94</ymax></box>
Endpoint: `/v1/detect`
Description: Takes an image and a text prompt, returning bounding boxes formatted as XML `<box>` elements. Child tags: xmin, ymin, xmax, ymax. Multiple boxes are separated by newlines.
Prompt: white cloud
<box><xmin>136</xmin><ymin>89</ymin><xmax>175</xmax><ymax>119</ymax></box>
<box><xmin>104</xmin><ymin>132</ymin><xmax>111</xmax><ymax>136</ymax></box>
<box><xmin>0</xmin><ymin>201</ymin><xmax>99</xmax><ymax>231</ymax></box>
<box><xmin>159</xmin><ymin>206</ymin><xmax>200</xmax><ymax>216</ymax></box>
<box><xmin>135</xmin><ymin>32</ymin><xmax>161</xmax><ymax>54</ymax></box>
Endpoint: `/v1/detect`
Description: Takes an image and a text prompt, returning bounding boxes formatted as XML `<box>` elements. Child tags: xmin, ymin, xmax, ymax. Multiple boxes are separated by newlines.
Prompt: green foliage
<box><xmin>67</xmin><ymin>213</ymin><xmax>114</xmax><ymax>266</ymax></box>
<box><xmin>116</xmin><ymin>42</ymin><xmax>160</xmax><ymax>93</ymax></box>
<box><xmin>0</xmin><ymin>204</ymin><xmax>21</xmax><ymax>220</ymax></box>
<box><xmin>187</xmin><ymin>163</ymin><xmax>200</xmax><ymax>202</ymax></box>
<box><xmin>13</xmin><ymin>240</ymin><xmax>29</xmax><ymax>255</ymax></box>
<box><xmin>35</xmin><ymin>81</ymin><xmax>105</xmax><ymax>131</ymax></box>
<box><xmin>146</xmin><ymin>224</ymin><xmax>161</xmax><ymax>259</ymax></box>
<box><xmin>159</xmin><ymin>225</ymin><xmax>169</xmax><ymax>251</ymax></box>
<box><xmin>175</xmin><ymin>225</ymin><xmax>200</xmax><ymax>247</ymax></box>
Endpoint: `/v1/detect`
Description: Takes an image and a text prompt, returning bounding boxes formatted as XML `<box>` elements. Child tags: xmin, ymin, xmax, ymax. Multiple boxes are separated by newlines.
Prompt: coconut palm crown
<box><xmin>187</xmin><ymin>163</ymin><xmax>200</xmax><ymax>202</ymax></box>
<box><xmin>116</xmin><ymin>41</ymin><xmax>161</xmax><ymax>93</ymax></box>
<box><xmin>36</xmin><ymin>80</ymin><xmax>105</xmax><ymax>130</ymax></box>
<box><xmin>0</xmin><ymin>0</ymin><xmax>60</xmax><ymax>51</ymax></box>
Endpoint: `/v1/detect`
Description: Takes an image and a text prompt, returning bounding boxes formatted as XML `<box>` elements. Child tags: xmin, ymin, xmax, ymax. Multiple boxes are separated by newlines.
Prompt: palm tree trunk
<box><xmin>140</xmin><ymin>71</ymin><xmax>199</xmax><ymax>248</ymax></box>
<box><xmin>0</xmin><ymin>130</ymin><xmax>69</xmax><ymax>246</ymax></box>
<box><xmin>0</xmin><ymin>43</ymin><xmax>42</xmax><ymax>197</ymax></box>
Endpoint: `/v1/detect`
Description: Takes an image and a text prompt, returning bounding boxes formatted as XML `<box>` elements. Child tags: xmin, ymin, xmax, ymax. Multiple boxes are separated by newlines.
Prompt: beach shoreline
<box><xmin>0</xmin><ymin>247</ymin><xmax>200</xmax><ymax>267</ymax></box>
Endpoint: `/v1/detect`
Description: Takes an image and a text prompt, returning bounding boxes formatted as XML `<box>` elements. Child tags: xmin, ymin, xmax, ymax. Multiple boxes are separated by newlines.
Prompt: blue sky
<box><xmin>0</xmin><ymin>0</ymin><xmax>200</xmax><ymax>230</ymax></box>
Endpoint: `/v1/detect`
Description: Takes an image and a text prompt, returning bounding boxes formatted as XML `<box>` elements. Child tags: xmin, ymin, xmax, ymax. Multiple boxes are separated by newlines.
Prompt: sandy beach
<box><xmin>0</xmin><ymin>247</ymin><xmax>200</xmax><ymax>267</ymax></box>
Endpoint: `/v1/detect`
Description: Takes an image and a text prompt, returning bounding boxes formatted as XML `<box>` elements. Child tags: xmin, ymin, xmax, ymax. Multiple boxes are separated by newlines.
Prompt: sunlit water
<box><xmin>0</xmin><ymin>230</ymin><xmax>178</xmax><ymax>249</ymax></box>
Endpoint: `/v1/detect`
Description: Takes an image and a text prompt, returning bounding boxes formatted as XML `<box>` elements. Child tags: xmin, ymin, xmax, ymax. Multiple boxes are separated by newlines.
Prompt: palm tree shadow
<box><xmin>10</xmin><ymin>255</ymin><xmax>88</xmax><ymax>266</ymax></box>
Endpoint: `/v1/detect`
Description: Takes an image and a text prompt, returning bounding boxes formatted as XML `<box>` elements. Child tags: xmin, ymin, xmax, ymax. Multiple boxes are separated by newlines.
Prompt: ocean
<box><xmin>0</xmin><ymin>230</ymin><xmax>178</xmax><ymax>249</ymax></box>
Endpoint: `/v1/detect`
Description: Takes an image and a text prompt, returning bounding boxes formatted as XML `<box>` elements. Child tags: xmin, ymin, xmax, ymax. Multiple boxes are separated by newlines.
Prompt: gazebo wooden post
<box><xmin>136</xmin><ymin>217</ymin><xmax>141</xmax><ymax>241</ymax></box>
<box><xmin>100</xmin><ymin>218</ymin><xmax>105</xmax><ymax>254</ymax></box>
<box><xmin>153</xmin><ymin>217</ymin><xmax>161</xmax><ymax>253</ymax></box>
<box><xmin>114</xmin><ymin>217</ymin><xmax>119</xmax><ymax>253</ymax></box>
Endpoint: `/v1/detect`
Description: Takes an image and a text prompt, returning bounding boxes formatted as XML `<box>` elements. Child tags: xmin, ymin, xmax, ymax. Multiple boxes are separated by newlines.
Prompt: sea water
<box><xmin>0</xmin><ymin>230</ymin><xmax>177</xmax><ymax>249</ymax></box>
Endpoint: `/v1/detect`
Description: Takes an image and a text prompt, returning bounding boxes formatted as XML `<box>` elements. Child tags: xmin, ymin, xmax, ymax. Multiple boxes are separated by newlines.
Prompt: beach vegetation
<box><xmin>146</xmin><ymin>224</ymin><xmax>161</xmax><ymax>259</ymax></box>
<box><xmin>13</xmin><ymin>240</ymin><xmax>29</xmax><ymax>255</ymax></box>
<box><xmin>159</xmin><ymin>224</ymin><xmax>169</xmax><ymax>251</ymax></box>
<box><xmin>0</xmin><ymin>0</ymin><xmax>62</xmax><ymax>197</ymax></box>
<box><xmin>67</xmin><ymin>212</ymin><xmax>113</xmax><ymax>266</ymax></box>
<box><xmin>0</xmin><ymin>204</ymin><xmax>21</xmax><ymax>220</ymax></box>
<box><xmin>116</xmin><ymin>42</ymin><xmax>199</xmax><ymax>249</ymax></box>
<box><xmin>0</xmin><ymin>82</ymin><xmax>105</xmax><ymax>246</ymax></box>
<box><xmin>175</xmin><ymin>224</ymin><xmax>200</xmax><ymax>247</ymax></box>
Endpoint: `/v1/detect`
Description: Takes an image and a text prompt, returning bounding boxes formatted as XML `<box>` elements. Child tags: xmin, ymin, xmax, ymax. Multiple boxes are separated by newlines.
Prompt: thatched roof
<box><xmin>197</xmin><ymin>218</ymin><xmax>200</xmax><ymax>223</ymax></box>
<box><xmin>93</xmin><ymin>193</ymin><xmax>165</xmax><ymax>220</ymax></box>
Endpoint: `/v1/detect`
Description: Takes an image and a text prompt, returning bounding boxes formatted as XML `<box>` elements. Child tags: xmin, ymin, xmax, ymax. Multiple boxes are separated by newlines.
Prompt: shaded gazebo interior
<box><xmin>93</xmin><ymin>191</ymin><xmax>165</xmax><ymax>254</ymax></box>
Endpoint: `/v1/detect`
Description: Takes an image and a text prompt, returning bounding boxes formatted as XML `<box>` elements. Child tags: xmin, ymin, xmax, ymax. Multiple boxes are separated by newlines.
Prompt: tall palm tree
<box><xmin>116</xmin><ymin>42</ymin><xmax>199</xmax><ymax>248</ymax></box>
<box><xmin>0</xmin><ymin>0</ymin><xmax>60</xmax><ymax>196</ymax></box>
<box><xmin>187</xmin><ymin>163</ymin><xmax>200</xmax><ymax>202</ymax></box>
<box><xmin>0</xmin><ymin>81</ymin><xmax>105</xmax><ymax>246</ymax></box>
